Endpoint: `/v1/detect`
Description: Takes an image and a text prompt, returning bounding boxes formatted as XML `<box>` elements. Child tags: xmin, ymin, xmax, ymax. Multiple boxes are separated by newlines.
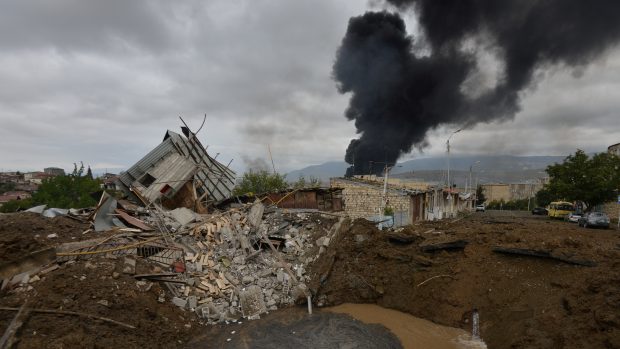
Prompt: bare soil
<box><xmin>2</xmin><ymin>211</ymin><xmax>620</xmax><ymax>348</ymax></box>
<box><xmin>308</xmin><ymin>211</ymin><xmax>620</xmax><ymax>349</ymax></box>
<box><xmin>0</xmin><ymin>256</ymin><xmax>195</xmax><ymax>349</ymax></box>
<box><xmin>0</xmin><ymin>212</ymin><xmax>194</xmax><ymax>348</ymax></box>
<box><xmin>0</xmin><ymin>212</ymin><xmax>107</xmax><ymax>262</ymax></box>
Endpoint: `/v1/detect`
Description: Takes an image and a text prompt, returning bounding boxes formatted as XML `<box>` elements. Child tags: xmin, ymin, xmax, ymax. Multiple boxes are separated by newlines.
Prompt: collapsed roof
<box><xmin>117</xmin><ymin>128</ymin><xmax>235</xmax><ymax>211</ymax></box>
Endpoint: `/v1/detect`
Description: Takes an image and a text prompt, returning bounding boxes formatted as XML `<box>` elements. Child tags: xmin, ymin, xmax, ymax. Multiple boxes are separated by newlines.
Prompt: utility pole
<box><xmin>446</xmin><ymin>128</ymin><xmax>462</xmax><ymax>189</ymax></box>
<box><xmin>379</xmin><ymin>164</ymin><xmax>390</xmax><ymax>230</ymax></box>
<box><xmin>469</xmin><ymin>160</ymin><xmax>480</xmax><ymax>210</ymax></box>
<box><xmin>267</xmin><ymin>144</ymin><xmax>276</xmax><ymax>174</ymax></box>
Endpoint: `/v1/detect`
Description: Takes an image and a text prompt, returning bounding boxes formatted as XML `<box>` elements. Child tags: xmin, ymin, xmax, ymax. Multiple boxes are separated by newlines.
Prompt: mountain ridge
<box><xmin>286</xmin><ymin>155</ymin><xmax>566</xmax><ymax>184</ymax></box>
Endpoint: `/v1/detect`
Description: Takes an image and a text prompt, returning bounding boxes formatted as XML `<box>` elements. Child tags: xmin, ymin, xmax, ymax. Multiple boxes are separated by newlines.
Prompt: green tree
<box><xmin>486</xmin><ymin>198</ymin><xmax>530</xmax><ymax>210</ymax></box>
<box><xmin>292</xmin><ymin>175</ymin><xmax>321</xmax><ymax>189</ymax></box>
<box><xmin>476</xmin><ymin>185</ymin><xmax>486</xmax><ymax>205</ymax></box>
<box><xmin>233</xmin><ymin>170</ymin><xmax>288</xmax><ymax>196</ymax></box>
<box><xmin>534</xmin><ymin>187</ymin><xmax>554</xmax><ymax>207</ymax></box>
<box><xmin>543</xmin><ymin>150</ymin><xmax>620</xmax><ymax>210</ymax></box>
<box><xmin>0</xmin><ymin>182</ymin><xmax>16</xmax><ymax>194</ymax></box>
<box><xmin>31</xmin><ymin>162</ymin><xmax>101</xmax><ymax>208</ymax></box>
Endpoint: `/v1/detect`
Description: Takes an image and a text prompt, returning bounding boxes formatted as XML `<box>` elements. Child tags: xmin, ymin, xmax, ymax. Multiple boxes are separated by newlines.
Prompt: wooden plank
<box><xmin>0</xmin><ymin>303</ymin><xmax>29</xmax><ymax>349</ymax></box>
<box><xmin>114</xmin><ymin>209</ymin><xmax>154</xmax><ymax>231</ymax></box>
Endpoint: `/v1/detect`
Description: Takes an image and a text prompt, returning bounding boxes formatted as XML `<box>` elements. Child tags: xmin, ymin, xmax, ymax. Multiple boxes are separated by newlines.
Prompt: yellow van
<box><xmin>547</xmin><ymin>201</ymin><xmax>574</xmax><ymax>219</ymax></box>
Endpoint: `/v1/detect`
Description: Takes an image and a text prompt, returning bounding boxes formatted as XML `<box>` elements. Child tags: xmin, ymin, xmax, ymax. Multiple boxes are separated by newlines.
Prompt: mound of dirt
<box><xmin>0</xmin><ymin>212</ymin><xmax>92</xmax><ymax>262</ymax></box>
<box><xmin>0</xmin><ymin>257</ymin><xmax>194</xmax><ymax>349</ymax></box>
<box><xmin>307</xmin><ymin>212</ymin><xmax>620</xmax><ymax>349</ymax></box>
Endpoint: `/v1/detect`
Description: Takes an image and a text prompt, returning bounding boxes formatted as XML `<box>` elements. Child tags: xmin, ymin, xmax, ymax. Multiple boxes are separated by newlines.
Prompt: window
<box><xmin>139</xmin><ymin>173</ymin><xmax>156</xmax><ymax>188</ymax></box>
<box><xmin>160</xmin><ymin>184</ymin><xmax>172</xmax><ymax>195</ymax></box>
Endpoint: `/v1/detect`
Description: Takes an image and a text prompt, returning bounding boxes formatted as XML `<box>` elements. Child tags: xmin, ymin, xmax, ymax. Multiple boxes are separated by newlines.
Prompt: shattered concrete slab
<box><xmin>239</xmin><ymin>285</ymin><xmax>267</xmax><ymax>319</ymax></box>
<box><xmin>169</xmin><ymin>207</ymin><xmax>199</xmax><ymax>226</ymax></box>
<box><xmin>247</xmin><ymin>202</ymin><xmax>265</xmax><ymax>229</ymax></box>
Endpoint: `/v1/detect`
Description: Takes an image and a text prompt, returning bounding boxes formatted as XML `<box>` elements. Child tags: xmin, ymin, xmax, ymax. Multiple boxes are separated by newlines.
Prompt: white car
<box><xmin>566</xmin><ymin>212</ymin><xmax>582</xmax><ymax>223</ymax></box>
<box><xmin>475</xmin><ymin>204</ymin><xmax>485</xmax><ymax>212</ymax></box>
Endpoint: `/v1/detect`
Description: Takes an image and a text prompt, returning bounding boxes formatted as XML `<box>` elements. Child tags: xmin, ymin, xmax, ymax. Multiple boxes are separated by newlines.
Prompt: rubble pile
<box><xmin>153</xmin><ymin>202</ymin><xmax>344</xmax><ymax>324</ymax></box>
<box><xmin>1</xmin><ymin>193</ymin><xmax>345</xmax><ymax>331</ymax></box>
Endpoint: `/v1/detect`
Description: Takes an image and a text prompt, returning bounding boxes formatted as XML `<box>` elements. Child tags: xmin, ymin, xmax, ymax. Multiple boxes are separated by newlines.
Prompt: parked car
<box><xmin>566</xmin><ymin>212</ymin><xmax>582</xmax><ymax>223</ymax></box>
<box><xmin>475</xmin><ymin>204</ymin><xmax>485</xmax><ymax>212</ymax></box>
<box><xmin>578</xmin><ymin>212</ymin><xmax>610</xmax><ymax>228</ymax></box>
<box><xmin>548</xmin><ymin>201</ymin><xmax>574</xmax><ymax>219</ymax></box>
<box><xmin>531</xmin><ymin>207</ymin><xmax>548</xmax><ymax>215</ymax></box>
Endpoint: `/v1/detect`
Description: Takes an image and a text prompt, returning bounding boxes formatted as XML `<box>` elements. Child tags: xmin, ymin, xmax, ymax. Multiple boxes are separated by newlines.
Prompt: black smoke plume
<box><xmin>334</xmin><ymin>1</ymin><xmax>620</xmax><ymax>176</ymax></box>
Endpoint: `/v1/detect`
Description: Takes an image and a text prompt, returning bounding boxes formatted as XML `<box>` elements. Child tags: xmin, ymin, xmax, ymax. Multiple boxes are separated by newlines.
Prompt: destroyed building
<box><xmin>117</xmin><ymin>128</ymin><xmax>235</xmax><ymax>213</ymax></box>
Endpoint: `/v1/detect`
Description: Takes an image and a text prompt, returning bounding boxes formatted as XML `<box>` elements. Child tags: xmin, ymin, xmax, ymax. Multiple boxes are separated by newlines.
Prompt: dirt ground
<box><xmin>2</xmin><ymin>211</ymin><xmax>620</xmax><ymax>348</ymax></box>
<box><xmin>0</xmin><ymin>213</ymin><xmax>94</xmax><ymax>262</ymax></box>
<box><xmin>0</xmin><ymin>212</ymin><xmax>195</xmax><ymax>348</ymax></box>
<box><xmin>308</xmin><ymin>211</ymin><xmax>620</xmax><ymax>349</ymax></box>
<box><xmin>0</xmin><ymin>256</ymin><xmax>196</xmax><ymax>348</ymax></box>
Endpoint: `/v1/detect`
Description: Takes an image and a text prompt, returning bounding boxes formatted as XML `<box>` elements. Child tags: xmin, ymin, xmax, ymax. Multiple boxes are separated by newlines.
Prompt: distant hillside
<box><xmin>286</xmin><ymin>155</ymin><xmax>566</xmax><ymax>184</ymax></box>
<box><xmin>286</xmin><ymin>161</ymin><xmax>349</xmax><ymax>182</ymax></box>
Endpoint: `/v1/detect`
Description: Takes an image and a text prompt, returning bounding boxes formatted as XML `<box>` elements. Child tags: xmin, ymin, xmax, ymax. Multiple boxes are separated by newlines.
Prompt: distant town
<box><xmin>0</xmin><ymin>168</ymin><xmax>119</xmax><ymax>207</ymax></box>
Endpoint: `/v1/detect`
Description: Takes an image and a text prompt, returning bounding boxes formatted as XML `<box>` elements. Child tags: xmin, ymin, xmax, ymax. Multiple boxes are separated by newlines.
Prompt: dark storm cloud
<box><xmin>0</xmin><ymin>1</ymin><xmax>620</xmax><ymax>175</ymax></box>
<box><xmin>0</xmin><ymin>1</ymin><xmax>365</xmax><ymax>173</ymax></box>
<box><xmin>0</xmin><ymin>0</ymin><xmax>177</xmax><ymax>52</ymax></box>
<box><xmin>334</xmin><ymin>1</ymin><xmax>620</xmax><ymax>175</ymax></box>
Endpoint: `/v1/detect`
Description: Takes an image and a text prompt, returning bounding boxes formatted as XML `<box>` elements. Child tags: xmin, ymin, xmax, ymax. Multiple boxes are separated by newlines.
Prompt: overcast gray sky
<box><xmin>1</xmin><ymin>0</ymin><xmax>619</xmax><ymax>175</ymax></box>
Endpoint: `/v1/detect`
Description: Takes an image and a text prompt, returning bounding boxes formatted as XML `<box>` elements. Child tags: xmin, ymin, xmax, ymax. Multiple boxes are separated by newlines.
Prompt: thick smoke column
<box><xmin>335</xmin><ymin>1</ymin><xmax>620</xmax><ymax>176</ymax></box>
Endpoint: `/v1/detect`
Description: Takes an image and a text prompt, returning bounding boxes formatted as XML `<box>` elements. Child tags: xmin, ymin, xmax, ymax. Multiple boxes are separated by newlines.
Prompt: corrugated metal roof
<box><xmin>118</xmin><ymin>129</ymin><xmax>236</xmax><ymax>204</ymax></box>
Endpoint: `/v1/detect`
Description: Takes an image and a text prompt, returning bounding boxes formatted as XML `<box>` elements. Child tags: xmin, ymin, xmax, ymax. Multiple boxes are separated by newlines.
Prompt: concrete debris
<box><xmin>247</xmin><ymin>202</ymin><xmax>265</xmax><ymax>228</ymax></box>
<box><xmin>12</xmin><ymin>191</ymin><xmax>343</xmax><ymax>328</ymax></box>
<box><xmin>240</xmin><ymin>285</ymin><xmax>267</xmax><ymax>318</ymax></box>
<box><xmin>169</xmin><ymin>207</ymin><xmax>199</xmax><ymax>226</ymax></box>
<box><xmin>122</xmin><ymin>257</ymin><xmax>136</xmax><ymax>275</ymax></box>
<box><xmin>136</xmin><ymin>280</ymin><xmax>153</xmax><ymax>292</ymax></box>
<box><xmin>172</xmin><ymin>297</ymin><xmax>188</xmax><ymax>309</ymax></box>
<box><xmin>142</xmin><ymin>201</ymin><xmax>343</xmax><ymax>325</ymax></box>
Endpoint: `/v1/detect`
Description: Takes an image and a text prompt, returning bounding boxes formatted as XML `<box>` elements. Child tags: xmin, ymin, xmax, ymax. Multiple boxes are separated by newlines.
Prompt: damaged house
<box><xmin>330</xmin><ymin>177</ymin><xmax>471</xmax><ymax>226</ymax></box>
<box><xmin>117</xmin><ymin>127</ymin><xmax>235</xmax><ymax>212</ymax></box>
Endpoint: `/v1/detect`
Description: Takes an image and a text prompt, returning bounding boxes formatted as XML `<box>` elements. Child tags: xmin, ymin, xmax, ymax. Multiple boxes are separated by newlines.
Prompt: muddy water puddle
<box><xmin>187</xmin><ymin>304</ymin><xmax>486</xmax><ymax>348</ymax></box>
<box><xmin>326</xmin><ymin>303</ymin><xmax>487</xmax><ymax>349</ymax></box>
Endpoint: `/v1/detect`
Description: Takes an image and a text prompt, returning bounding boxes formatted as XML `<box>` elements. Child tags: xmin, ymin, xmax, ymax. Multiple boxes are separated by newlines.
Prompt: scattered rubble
<box><xmin>1</xmin><ymin>196</ymin><xmax>344</xmax><ymax>329</ymax></box>
<box><xmin>3</xmin><ymin>169</ymin><xmax>618</xmax><ymax>349</ymax></box>
<box><xmin>158</xmin><ymin>201</ymin><xmax>344</xmax><ymax>324</ymax></box>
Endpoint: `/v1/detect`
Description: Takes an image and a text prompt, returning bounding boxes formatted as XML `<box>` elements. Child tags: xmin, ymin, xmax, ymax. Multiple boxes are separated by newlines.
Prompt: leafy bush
<box><xmin>0</xmin><ymin>198</ymin><xmax>33</xmax><ymax>213</ymax></box>
<box><xmin>0</xmin><ymin>182</ymin><xmax>16</xmax><ymax>194</ymax></box>
<box><xmin>486</xmin><ymin>198</ymin><xmax>532</xmax><ymax>211</ymax></box>
<box><xmin>32</xmin><ymin>163</ymin><xmax>101</xmax><ymax>208</ymax></box>
<box><xmin>233</xmin><ymin>170</ymin><xmax>288</xmax><ymax>196</ymax></box>
<box><xmin>292</xmin><ymin>175</ymin><xmax>321</xmax><ymax>189</ymax></box>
